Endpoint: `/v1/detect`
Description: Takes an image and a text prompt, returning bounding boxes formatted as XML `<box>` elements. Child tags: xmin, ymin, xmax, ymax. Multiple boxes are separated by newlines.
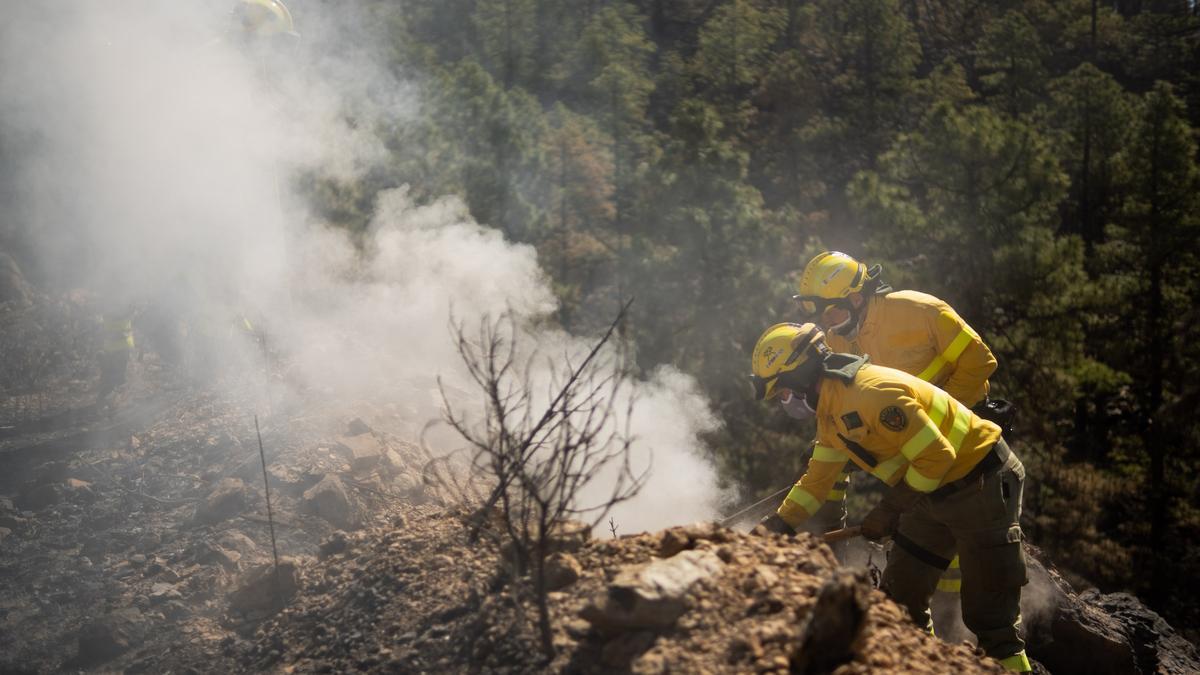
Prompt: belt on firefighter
<box><xmin>929</xmin><ymin>440</ymin><xmax>1009</xmax><ymax>501</ymax></box>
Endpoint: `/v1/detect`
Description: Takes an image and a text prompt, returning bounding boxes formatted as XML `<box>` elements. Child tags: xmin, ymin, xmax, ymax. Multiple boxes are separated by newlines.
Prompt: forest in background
<box><xmin>5</xmin><ymin>0</ymin><xmax>1199</xmax><ymax>642</ymax></box>
<box><xmin>308</xmin><ymin>0</ymin><xmax>1200</xmax><ymax>639</ymax></box>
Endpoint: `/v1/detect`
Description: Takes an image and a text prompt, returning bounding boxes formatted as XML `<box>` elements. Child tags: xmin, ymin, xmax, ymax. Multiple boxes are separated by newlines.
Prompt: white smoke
<box><xmin>0</xmin><ymin>0</ymin><xmax>722</xmax><ymax>532</ymax></box>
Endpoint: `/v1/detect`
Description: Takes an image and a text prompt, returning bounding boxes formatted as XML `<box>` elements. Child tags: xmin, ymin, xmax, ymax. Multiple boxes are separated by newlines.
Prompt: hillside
<box><xmin>1</xmin><ymin>333</ymin><xmax>1196</xmax><ymax>674</ymax></box>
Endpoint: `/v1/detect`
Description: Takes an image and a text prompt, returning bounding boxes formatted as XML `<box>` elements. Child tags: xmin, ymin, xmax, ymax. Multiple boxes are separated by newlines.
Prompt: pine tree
<box><xmin>977</xmin><ymin>10</ymin><xmax>1051</xmax><ymax>117</ymax></box>
<box><xmin>473</xmin><ymin>0</ymin><xmax>538</xmax><ymax>88</ymax></box>
<box><xmin>784</xmin><ymin>0</ymin><xmax>922</xmax><ymax>232</ymax></box>
<box><xmin>848</xmin><ymin>91</ymin><xmax>1083</xmax><ymax>437</ymax></box>
<box><xmin>1044</xmin><ymin>63</ymin><xmax>1136</xmax><ymax>252</ymax></box>
<box><xmin>1108</xmin><ymin>81</ymin><xmax>1200</xmax><ymax>606</ymax></box>
<box><xmin>573</xmin><ymin>4</ymin><xmax>658</xmax><ymax>306</ymax></box>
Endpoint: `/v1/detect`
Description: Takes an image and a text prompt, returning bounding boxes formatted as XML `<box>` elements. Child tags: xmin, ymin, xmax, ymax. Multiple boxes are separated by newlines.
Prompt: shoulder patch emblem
<box><xmin>880</xmin><ymin>406</ymin><xmax>908</xmax><ymax>432</ymax></box>
<box><xmin>841</xmin><ymin>411</ymin><xmax>863</xmax><ymax>431</ymax></box>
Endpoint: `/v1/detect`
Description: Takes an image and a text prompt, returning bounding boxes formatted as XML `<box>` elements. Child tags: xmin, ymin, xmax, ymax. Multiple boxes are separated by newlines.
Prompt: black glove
<box><xmin>754</xmin><ymin>513</ymin><xmax>796</xmax><ymax>536</ymax></box>
<box><xmin>860</xmin><ymin>482</ymin><xmax>924</xmax><ymax>542</ymax></box>
<box><xmin>972</xmin><ymin>397</ymin><xmax>1017</xmax><ymax>438</ymax></box>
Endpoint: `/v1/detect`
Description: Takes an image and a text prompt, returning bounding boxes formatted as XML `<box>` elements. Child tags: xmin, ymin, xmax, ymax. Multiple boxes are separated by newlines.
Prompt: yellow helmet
<box><xmin>793</xmin><ymin>251</ymin><xmax>868</xmax><ymax>316</ymax></box>
<box><xmin>235</xmin><ymin>0</ymin><xmax>299</xmax><ymax>38</ymax></box>
<box><xmin>749</xmin><ymin>323</ymin><xmax>828</xmax><ymax>400</ymax></box>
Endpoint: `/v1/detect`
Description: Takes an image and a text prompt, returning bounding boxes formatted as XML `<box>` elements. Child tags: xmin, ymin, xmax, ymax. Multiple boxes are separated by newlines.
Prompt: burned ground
<box><xmin>0</xmin><ymin>299</ymin><xmax>1196</xmax><ymax>674</ymax></box>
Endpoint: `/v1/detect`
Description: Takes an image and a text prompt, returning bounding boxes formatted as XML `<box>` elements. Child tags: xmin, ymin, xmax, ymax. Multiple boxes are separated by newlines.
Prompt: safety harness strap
<box><xmin>837</xmin><ymin>433</ymin><xmax>877</xmax><ymax>468</ymax></box>
<box><xmin>893</xmin><ymin>532</ymin><xmax>952</xmax><ymax>571</ymax></box>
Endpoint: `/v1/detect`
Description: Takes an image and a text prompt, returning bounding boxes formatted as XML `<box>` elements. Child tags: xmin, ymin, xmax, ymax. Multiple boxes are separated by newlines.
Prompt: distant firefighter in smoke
<box><xmin>96</xmin><ymin>305</ymin><xmax>135</xmax><ymax>411</ymax></box>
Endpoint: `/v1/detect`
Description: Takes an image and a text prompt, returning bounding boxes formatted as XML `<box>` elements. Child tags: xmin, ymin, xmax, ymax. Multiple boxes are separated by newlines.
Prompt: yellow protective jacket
<box><xmin>777</xmin><ymin>358</ymin><xmax>1003</xmax><ymax>528</ymax></box>
<box><xmin>825</xmin><ymin>290</ymin><xmax>996</xmax><ymax>407</ymax></box>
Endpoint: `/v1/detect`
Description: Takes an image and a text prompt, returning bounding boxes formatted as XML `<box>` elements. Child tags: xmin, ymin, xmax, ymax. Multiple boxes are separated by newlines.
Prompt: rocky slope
<box><xmin>1</xmin><ymin>306</ymin><xmax>1197</xmax><ymax>674</ymax></box>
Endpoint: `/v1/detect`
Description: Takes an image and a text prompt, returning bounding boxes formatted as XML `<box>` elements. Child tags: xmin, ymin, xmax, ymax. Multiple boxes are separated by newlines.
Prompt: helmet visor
<box><xmin>793</xmin><ymin>295</ymin><xmax>847</xmax><ymax>318</ymax></box>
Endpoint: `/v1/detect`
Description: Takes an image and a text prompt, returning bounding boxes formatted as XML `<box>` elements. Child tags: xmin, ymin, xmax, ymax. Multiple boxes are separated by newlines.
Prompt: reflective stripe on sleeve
<box><xmin>812</xmin><ymin>444</ymin><xmax>844</xmax><ymax>462</ymax></box>
<box><xmin>943</xmin><ymin>327</ymin><xmax>973</xmax><ymax>362</ymax></box>
<box><xmin>916</xmin><ymin>326</ymin><xmax>974</xmax><ymax>381</ymax></box>
<box><xmin>916</xmin><ymin>355</ymin><xmax>947</xmax><ymax>382</ymax></box>
<box><xmin>904</xmin><ymin>465</ymin><xmax>941</xmax><ymax>492</ymax></box>
<box><xmin>948</xmin><ymin>401</ymin><xmax>971</xmax><ymax>449</ymax></box>
<box><xmin>872</xmin><ymin>454</ymin><xmax>907</xmax><ymax>483</ymax></box>
<box><xmin>785</xmin><ymin>485</ymin><xmax>821</xmax><ymax>515</ymax></box>
<box><xmin>900</xmin><ymin>421</ymin><xmax>938</xmax><ymax>460</ymax></box>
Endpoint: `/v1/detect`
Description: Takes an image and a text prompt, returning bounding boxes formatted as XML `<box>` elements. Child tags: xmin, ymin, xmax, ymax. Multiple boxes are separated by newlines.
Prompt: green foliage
<box><xmin>850</xmin><ymin>97</ymin><xmax>1069</xmax><ymax>317</ymax></box>
<box><xmin>977</xmin><ymin>10</ymin><xmax>1051</xmax><ymax>117</ymax></box>
<box><xmin>299</xmin><ymin>0</ymin><xmax>1200</xmax><ymax>634</ymax></box>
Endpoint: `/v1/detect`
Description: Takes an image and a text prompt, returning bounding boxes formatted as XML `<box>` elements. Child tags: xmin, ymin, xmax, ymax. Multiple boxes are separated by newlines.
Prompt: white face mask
<box><xmin>779</xmin><ymin>390</ymin><xmax>816</xmax><ymax>421</ymax></box>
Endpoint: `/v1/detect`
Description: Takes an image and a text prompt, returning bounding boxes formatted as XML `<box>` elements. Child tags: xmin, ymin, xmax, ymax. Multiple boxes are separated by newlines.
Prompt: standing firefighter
<box><xmin>750</xmin><ymin>323</ymin><xmax>1031</xmax><ymax>673</ymax></box>
<box><xmin>96</xmin><ymin>309</ymin><xmax>134</xmax><ymax>408</ymax></box>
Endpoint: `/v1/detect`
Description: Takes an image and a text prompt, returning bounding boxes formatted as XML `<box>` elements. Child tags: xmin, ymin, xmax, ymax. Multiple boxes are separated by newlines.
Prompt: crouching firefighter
<box><xmin>749</xmin><ymin>322</ymin><xmax>1032</xmax><ymax>673</ymax></box>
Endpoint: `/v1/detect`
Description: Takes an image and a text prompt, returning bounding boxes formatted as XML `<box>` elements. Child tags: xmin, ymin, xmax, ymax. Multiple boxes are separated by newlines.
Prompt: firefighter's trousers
<box><xmin>882</xmin><ymin>439</ymin><xmax>1028</xmax><ymax>665</ymax></box>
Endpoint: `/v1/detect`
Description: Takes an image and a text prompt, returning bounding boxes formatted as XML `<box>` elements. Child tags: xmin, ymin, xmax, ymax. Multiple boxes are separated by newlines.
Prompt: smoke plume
<box><xmin>0</xmin><ymin>0</ymin><xmax>722</xmax><ymax>533</ymax></box>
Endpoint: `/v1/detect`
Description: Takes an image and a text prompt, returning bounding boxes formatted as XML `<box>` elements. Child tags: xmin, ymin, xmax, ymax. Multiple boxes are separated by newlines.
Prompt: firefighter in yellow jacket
<box><xmin>793</xmin><ymin>251</ymin><xmax>996</xmax><ymax>407</ymax></box>
<box><xmin>794</xmin><ymin>251</ymin><xmax>1002</xmax><ymax>596</ymax></box>
<box><xmin>750</xmin><ymin>323</ymin><xmax>1031</xmax><ymax>673</ymax></box>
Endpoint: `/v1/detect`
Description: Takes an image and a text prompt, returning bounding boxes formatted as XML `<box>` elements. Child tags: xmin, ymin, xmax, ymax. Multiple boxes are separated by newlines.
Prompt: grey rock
<box><xmin>150</xmin><ymin>582</ymin><xmax>183</xmax><ymax>603</ymax></box>
<box><xmin>195</xmin><ymin>541</ymin><xmax>241</xmax><ymax>571</ymax></box>
<box><xmin>335</xmin><ymin>435</ymin><xmax>382</xmax><ymax>473</ymax></box>
<box><xmin>302</xmin><ymin>474</ymin><xmax>359</xmax><ymax>530</ymax></box>
<box><xmin>193</xmin><ymin>478</ymin><xmax>248</xmax><ymax>525</ymax></box>
<box><xmin>218</xmin><ymin>530</ymin><xmax>260</xmax><ymax>558</ymax></box>
<box><xmin>1024</xmin><ymin>545</ymin><xmax>1200</xmax><ymax>675</ymax></box>
<box><xmin>582</xmin><ymin>549</ymin><xmax>723</xmax><ymax>632</ymax></box>
<box><xmin>228</xmin><ymin>559</ymin><xmax>300</xmax><ymax>619</ymax></box>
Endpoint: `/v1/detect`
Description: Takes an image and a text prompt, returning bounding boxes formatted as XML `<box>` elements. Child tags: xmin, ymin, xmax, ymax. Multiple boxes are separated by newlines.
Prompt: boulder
<box><xmin>194</xmin><ymin>540</ymin><xmax>242</xmax><ymax>571</ymax></box>
<box><xmin>582</xmin><ymin>549</ymin><xmax>723</xmax><ymax>632</ymax></box>
<box><xmin>193</xmin><ymin>478</ymin><xmax>248</xmax><ymax>525</ymax></box>
<box><xmin>301</xmin><ymin>474</ymin><xmax>359</xmax><ymax>530</ymax></box>
<box><xmin>228</xmin><ymin>559</ymin><xmax>300</xmax><ymax>620</ymax></box>
<box><xmin>218</xmin><ymin>530</ymin><xmax>260</xmax><ymax>558</ymax></box>
<box><xmin>545</xmin><ymin>552</ymin><xmax>583</xmax><ymax>590</ymax></box>
<box><xmin>790</xmin><ymin>568</ymin><xmax>871</xmax><ymax>674</ymax></box>
<box><xmin>1023</xmin><ymin>546</ymin><xmax>1200</xmax><ymax>675</ymax></box>
<box><xmin>335</xmin><ymin>435</ymin><xmax>382</xmax><ymax>473</ymax></box>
